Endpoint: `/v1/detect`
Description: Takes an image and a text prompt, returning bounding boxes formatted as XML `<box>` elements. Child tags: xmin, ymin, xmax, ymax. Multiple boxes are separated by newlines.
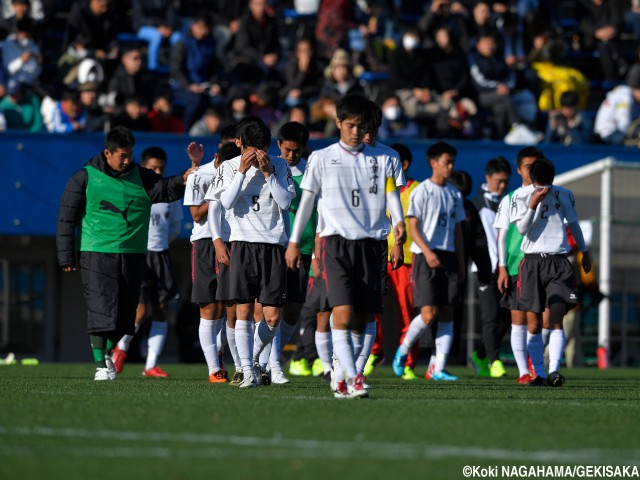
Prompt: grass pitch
<box><xmin>1</xmin><ymin>364</ymin><xmax>639</xmax><ymax>480</ymax></box>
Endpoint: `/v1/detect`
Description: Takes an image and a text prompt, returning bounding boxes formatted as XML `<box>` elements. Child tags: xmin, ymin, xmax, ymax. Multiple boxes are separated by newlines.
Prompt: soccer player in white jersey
<box><xmin>111</xmin><ymin>147</ymin><xmax>182</xmax><ymax>378</ymax></box>
<box><xmin>286</xmin><ymin>94</ymin><xmax>406</xmax><ymax>399</ymax></box>
<box><xmin>212</xmin><ymin>119</ymin><xmax>295</xmax><ymax>388</ymax></box>
<box><xmin>205</xmin><ymin>141</ymin><xmax>243</xmax><ymax>385</ymax></box>
<box><xmin>184</xmin><ymin>142</ymin><xmax>228</xmax><ymax>383</ymax></box>
<box><xmin>392</xmin><ymin>142</ymin><xmax>466</xmax><ymax>381</ymax></box>
<box><xmin>510</xmin><ymin>158</ymin><xmax>591</xmax><ymax>387</ymax></box>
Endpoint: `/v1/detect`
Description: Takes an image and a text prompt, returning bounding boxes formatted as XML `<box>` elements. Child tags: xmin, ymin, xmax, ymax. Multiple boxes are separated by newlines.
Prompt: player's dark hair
<box><xmin>449</xmin><ymin>170</ymin><xmax>473</xmax><ymax>198</ymax></box>
<box><xmin>277</xmin><ymin>121</ymin><xmax>310</xmax><ymax>146</ymax></box>
<box><xmin>529</xmin><ymin>157</ymin><xmax>555</xmax><ymax>185</ymax></box>
<box><xmin>515</xmin><ymin>146</ymin><xmax>543</xmax><ymax>168</ymax></box>
<box><xmin>219</xmin><ymin>124</ymin><xmax>238</xmax><ymax>144</ymax></box>
<box><xmin>427</xmin><ymin>141</ymin><xmax>457</xmax><ymax>161</ymax></box>
<box><xmin>218</xmin><ymin>142</ymin><xmax>241</xmax><ymax>162</ymax></box>
<box><xmin>140</xmin><ymin>146</ymin><xmax>167</xmax><ymax>165</ymax></box>
<box><xmin>240</xmin><ymin>119</ymin><xmax>271</xmax><ymax>150</ymax></box>
<box><xmin>105</xmin><ymin>126</ymin><xmax>135</xmax><ymax>152</ymax></box>
<box><xmin>368</xmin><ymin>101</ymin><xmax>382</xmax><ymax>131</ymax></box>
<box><xmin>486</xmin><ymin>156</ymin><xmax>512</xmax><ymax>176</ymax></box>
<box><xmin>336</xmin><ymin>93</ymin><xmax>372</xmax><ymax>122</ymax></box>
<box><xmin>390</xmin><ymin>143</ymin><xmax>412</xmax><ymax>164</ymax></box>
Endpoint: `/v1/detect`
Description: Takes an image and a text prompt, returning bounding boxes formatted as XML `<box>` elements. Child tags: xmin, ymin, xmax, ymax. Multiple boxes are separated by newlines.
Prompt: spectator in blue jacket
<box><xmin>49</xmin><ymin>90</ymin><xmax>87</xmax><ymax>133</ymax></box>
<box><xmin>2</xmin><ymin>17</ymin><xmax>41</xmax><ymax>86</ymax></box>
<box><xmin>378</xmin><ymin>95</ymin><xmax>420</xmax><ymax>140</ymax></box>
<box><xmin>133</xmin><ymin>0</ymin><xmax>182</xmax><ymax>71</ymax></box>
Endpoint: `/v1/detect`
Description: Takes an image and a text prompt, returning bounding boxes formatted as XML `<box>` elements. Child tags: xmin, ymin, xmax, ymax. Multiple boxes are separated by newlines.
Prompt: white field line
<box><xmin>0</xmin><ymin>426</ymin><xmax>638</xmax><ymax>464</ymax></box>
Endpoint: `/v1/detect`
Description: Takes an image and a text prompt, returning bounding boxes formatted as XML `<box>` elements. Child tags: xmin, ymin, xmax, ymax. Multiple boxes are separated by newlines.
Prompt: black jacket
<box><xmin>56</xmin><ymin>153</ymin><xmax>186</xmax><ymax>267</ymax></box>
<box><xmin>132</xmin><ymin>0</ymin><xmax>178</xmax><ymax>31</ymax></box>
<box><xmin>233</xmin><ymin>11</ymin><xmax>280</xmax><ymax>63</ymax></box>
<box><xmin>389</xmin><ymin>46</ymin><xmax>431</xmax><ymax>91</ymax></box>
<box><xmin>63</xmin><ymin>0</ymin><xmax>118</xmax><ymax>51</ymax></box>
<box><xmin>461</xmin><ymin>198</ymin><xmax>492</xmax><ymax>285</ymax></box>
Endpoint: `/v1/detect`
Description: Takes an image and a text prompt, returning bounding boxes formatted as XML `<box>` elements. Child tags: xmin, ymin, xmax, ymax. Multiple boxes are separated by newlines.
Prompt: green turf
<box><xmin>1</xmin><ymin>364</ymin><xmax>639</xmax><ymax>480</ymax></box>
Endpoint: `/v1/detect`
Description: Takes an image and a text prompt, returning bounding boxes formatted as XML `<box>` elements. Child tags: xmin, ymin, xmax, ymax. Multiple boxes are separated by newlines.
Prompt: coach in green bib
<box><xmin>56</xmin><ymin>126</ymin><xmax>199</xmax><ymax>380</ymax></box>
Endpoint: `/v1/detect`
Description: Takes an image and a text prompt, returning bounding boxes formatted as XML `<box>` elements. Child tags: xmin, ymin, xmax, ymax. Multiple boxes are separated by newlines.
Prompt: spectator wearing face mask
<box><xmin>2</xmin><ymin>17</ymin><xmax>41</xmax><ymax>87</ymax></box>
<box><xmin>378</xmin><ymin>95</ymin><xmax>420</xmax><ymax>139</ymax></box>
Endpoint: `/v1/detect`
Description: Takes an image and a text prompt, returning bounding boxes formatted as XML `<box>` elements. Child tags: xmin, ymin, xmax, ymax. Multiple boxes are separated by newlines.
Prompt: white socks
<box><xmin>235</xmin><ymin>320</ymin><xmax>254</xmax><ymax>376</ymax></box>
<box><xmin>510</xmin><ymin>324</ymin><xmax>529</xmax><ymax>377</ymax></box>
<box><xmin>548</xmin><ymin>329</ymin><xmax>565</xmax><ymax>373</ymax></box>
<box><xmin>253</xmin><ymin>320</ymin><xmax>277</xmax><ymax>364</ymax></box>
<box><xmin>199</xmin><ymin>318</ymin><xmax>221</xmax><ymax>375</ymax></box>
<box><xmin>434</xmin><ymin>321</ymin><xmax>453</xmax><ymax>373</ymax></box>
<box><xmin>400</xmin><ymin>315</ymin><xmax>429</xmax><ymax>355</ymax></box>
<box><xmin>145</xmin><ymin>321</ymin><xmax>167</xmax><ymax>370</ymax></box>
<box><xmin>217</xmin><ymin>320</ymin><xmax>227</xmax><ymax>351</ymax></box>
<box><xmin>315</xmin><ymin>331</ymin><xmax>333</xmax><ymax>373</ymax></box>
<box><xmin>332</xmin><ymin>328</ymin><xmax>357</xmax><ymax>380</ymax></box>
<box><xmin>527</xmin><ymin>332</ymin><xmax>546</xmax><ymax>379</ymax></box>
<box><xmin>118</xmin><ymin>323</ymin><xmax>141</xmax><ymax>352</ymax></box>
<box><xmin>355</xmin><ymin>321</ymin><xmax>376</xmax><ymax>374</ymax></box>
<box><xmin>226</xmin><ymin>323</ymin><xmax>241</xmax><ymax>371</ymax></box>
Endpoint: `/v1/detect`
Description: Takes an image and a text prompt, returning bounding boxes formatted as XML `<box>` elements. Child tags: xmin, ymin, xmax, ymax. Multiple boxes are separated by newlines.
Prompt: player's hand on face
<box><xmin>214</xmin><ymin>239</ymin><xmax>231</xmax><ymax>266</ymax></box>
<box><xmin>393</xmin><ymin>221</ymin><xmax>407</xmax><ymax>245</ymax></box>
<box><xmin>239</xmin><ymin>149</ymin><xmax>256</xmax><ymax>174</ymax></box>
<box><xmin>285</xmin><ymin>243</ymin><xmax>301</xmax><ymax>270</ymax></box>
<box><xmin>187</xmin><ymin>142</ymin><xmax>204</xmax><ymax>167</ymax></box>
<box><xmin>425</xmin><ymin>250</ymin><xmax>441</xmax><ymax>269</ymax></box>
<box><xmin>390</xmin><ymin>244</ymin><xmax>404</xmax><ymax>270</ymax></box>
<box><xmin>256</xmin><ymin>150</ymin><xmax>272</xmax><ymax>177</ymax></box>
<box><xmin>497</xmin><ymin>266</ymin><xmax>509</xmax><ymax>294</ymax></box>
<box><xmin>582</xmin><ymin>251</ymin><xmax>592</xmax><ymax>274</ymax></box>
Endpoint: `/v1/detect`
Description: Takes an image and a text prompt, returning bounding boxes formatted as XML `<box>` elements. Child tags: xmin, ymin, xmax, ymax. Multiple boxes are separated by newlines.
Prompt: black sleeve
<box><xmin>468</xmin><ymin>204</ymin><xmax>493</xmax><ymax>285</ymax></box>
<box><xmin>139</xmin><ymin>167</ymin><xmax>187</xmax><ymax>203</ymax></box>
<box><xmin>170</xmin><ymin>41</ymin><xmax>190</xmax><ymax>88</ymax></box>
<box><xmin>56</xmin><ymin>169</ymin><xmax>88</xmax><ymax>267</ymax></box>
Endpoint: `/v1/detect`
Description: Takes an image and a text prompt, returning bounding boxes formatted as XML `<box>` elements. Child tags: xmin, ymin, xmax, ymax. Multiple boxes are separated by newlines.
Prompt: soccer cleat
<box><xmin>547</xmin><ymin>371</ymin><xmax>566</xmax><ymax>387</ymax></box>
<box><xmin>392</xmin><ymin>348</ymin><xmax>408</xmax><ymax>377</ymax></box>
<box><xmin>432</xmin><ymin>370</ymin><xmax>459</xmax><ymax>381</ymax></box>
<box><xmin>104</xmin><ymin>355</ymin><xmax>117</xmax><ymax>380</ymax></box>
<box><xmin>229</xmin><ymin>369</ymin><xmax>243</xmax><ymax>386</ymax></box>
<box><xmin>261</xmin><ymin>368</ymin><xmax>272</xmax><ymax>387</ymax></box>
<box><xmin>239</xmin><ymin>374</ymin><xmax>257</xmax><ymax>388</ymax></box>
<box><xmin>111</xmin><ymin>347</ymin><xmax>127</xmax><ymax>374</ymax></box>
<box><xmin>271</xmin><ymin>370</ymin><xmax>290</xmax><ymax>384</ymax></box>
<box><xmin>516</xmin><ymin>374</ymin><xmax>532</xmax><ymax>385</ymax></box>
<box><xmin>253</xmin><ymin>364</ymin><xmax>263</xmax><ymax>386</ymax></box>
<box><xmin>311</xmin><ymin>358</ymin><xmax>324</xmax><ymax>377</ymax></box>
<box><xmin>470</xmin><ymin>350</ymin><xmax>490</xmax><ymax>377</ymax></box>
<box><xmin>424</xmin><ymin>362</ymin><xmax>435</xmax><ymax>380</ymax></box>
<box><xmin>347</xmin><ymin>374</ymin><xmax>369</xmax><ymax>399</ymax></box>
<box><xmin>529</xmin><ymin>376</ymin><xmax>548</xmax><ymax>387</ymax></box>
<box><xmin>289</xmin><ymin>358</ymin><xmax>312</xmax><ymax>376</ymax></box>
<box><xmin>209</xmin><ymin>370</ymin><xmax>228</xmax><ymax>383</ymax></box>
<box><xmin>94</xmin><ymin>367</ymin><xmax>110</xmax><ymax>381</ymax></box>
<box><xmin>489</xmin><ymin>359</ymin><xmax>507</xmax><ymax>378</ymax></box>
<box><xmin>527</xmin><ymin>355</ymin><xmax>537</xmax><ymax>380</ymax></box>
<box><xmin>363</xmin><ymin>352</ymin><xmax>384</xmax><ymax>377</ymax></box>
<box><xmin>333</xmin><ymin>380</ymin><xmax>349</xmax><ymax>399</ymax></box>
<box><xmin>143</xmin><ymin>366</ymin><xmax>169</xmax><ymax>378</ymax></box>
<box><xmin>402</xmin><ymin>366</ymin><xmax>418</xmax><ymax>380</ymax></box>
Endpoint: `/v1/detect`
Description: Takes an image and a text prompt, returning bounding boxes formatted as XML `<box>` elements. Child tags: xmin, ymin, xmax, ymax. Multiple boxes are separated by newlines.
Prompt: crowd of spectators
<box><xmin>0</xmin><ymin>0</ymin><xmax>639</xmax><ymax>146</ymax></box>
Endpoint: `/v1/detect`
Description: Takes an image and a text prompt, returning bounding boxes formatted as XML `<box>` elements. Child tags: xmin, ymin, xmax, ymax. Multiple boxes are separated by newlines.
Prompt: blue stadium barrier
<box><xmin>2</xmin><ymin>132</ymin><xmax>639</xmax><ymax>237</ymax></box>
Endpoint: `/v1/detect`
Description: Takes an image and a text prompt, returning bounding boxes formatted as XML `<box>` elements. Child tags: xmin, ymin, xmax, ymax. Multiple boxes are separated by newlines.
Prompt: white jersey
<box><xmin>510</xmin><ymin>184</ymin><xmax>577</xmax><ymax>254</ymax></box>
<box><xmin>147</xmin><ymin>201</ymin><xmax>183</xmax><ymax>252</ymax></box>
<box><xmin>406</xmin><ymin>179</ymin><xmax>465</xmax><ymax>253</ymax></box>
<box><xmin>212</xmin><ymin>154</ymin><xmax>295</xmax><ymax>245</ymax></box>
<box><xmin>184</xmin><ymin>161</ymin><xmax>217</xmax><ymax>242</ymax></box>
<box><xmin>204</xmin><ymin>167</ymin><xmax>231</xmax><ymax>243</ymax></box>
<box><xmin>301</xmin><ymin>142</ymin><xmax>405</xmax><ymax>240</ymax></box>
<box><xmin>494</xmin><ymin>193</ymin><xmax>513</xmax><ymax>231</ymax></box>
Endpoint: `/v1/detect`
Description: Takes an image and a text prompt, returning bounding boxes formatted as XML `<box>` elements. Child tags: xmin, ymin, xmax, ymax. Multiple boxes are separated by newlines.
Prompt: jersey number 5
<box><xmin>252</xmin><ymin>195</ymin><xmax>260</xmax><ymax>212</ymax></box>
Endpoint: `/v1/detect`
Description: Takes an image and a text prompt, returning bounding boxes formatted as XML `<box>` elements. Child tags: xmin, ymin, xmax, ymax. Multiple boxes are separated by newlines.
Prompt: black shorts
<box><xmin>287</xmin><ymin>254</ymin><xmax>312</xmax><ymax>304</ymax></box>
<box><xmin>140</xmin><ymin>250</ymin><xmax>180</xmax><ymax>305</ymax></box>
<box><xmin>411</xmin><ymin>250</ymin><xmax>459</xmax><ymax>308</ymax></box>
<box><xmin>215</xmin><ymin>242</ymin><xmax>232</xmax><ymax>302</ymax></box>
<box><xmin>191</xmin><ymin>238</ymin><xmax>217</xmax><ymax>305</ymax></box>
<box><xmin>304</xmin><ymin>275</ymin><xmax>331</xmax><ymax>312</ymax></box>
<box><xmin>79</xmin><ymin>251</ymin><xmax>144</xmax><ymax>336</ymax></box>
<box><xmin>229</xmin><ymin>241</ymin><xmax>287</xmax><ymax>306</ymax></box>
<box><xmin>500</xmin><ymin>275</ymin><xmax>522</xmax><ymax>311</ymax></box>
<box><xmin>518</xmin><ymin>254</ymin><xmax>578</xmax><ymax>314</ymax></box>
<box><xmin>321</xmin><ymin>236</ymin><xmax>387</xmax><ymax>314</ymax></box>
